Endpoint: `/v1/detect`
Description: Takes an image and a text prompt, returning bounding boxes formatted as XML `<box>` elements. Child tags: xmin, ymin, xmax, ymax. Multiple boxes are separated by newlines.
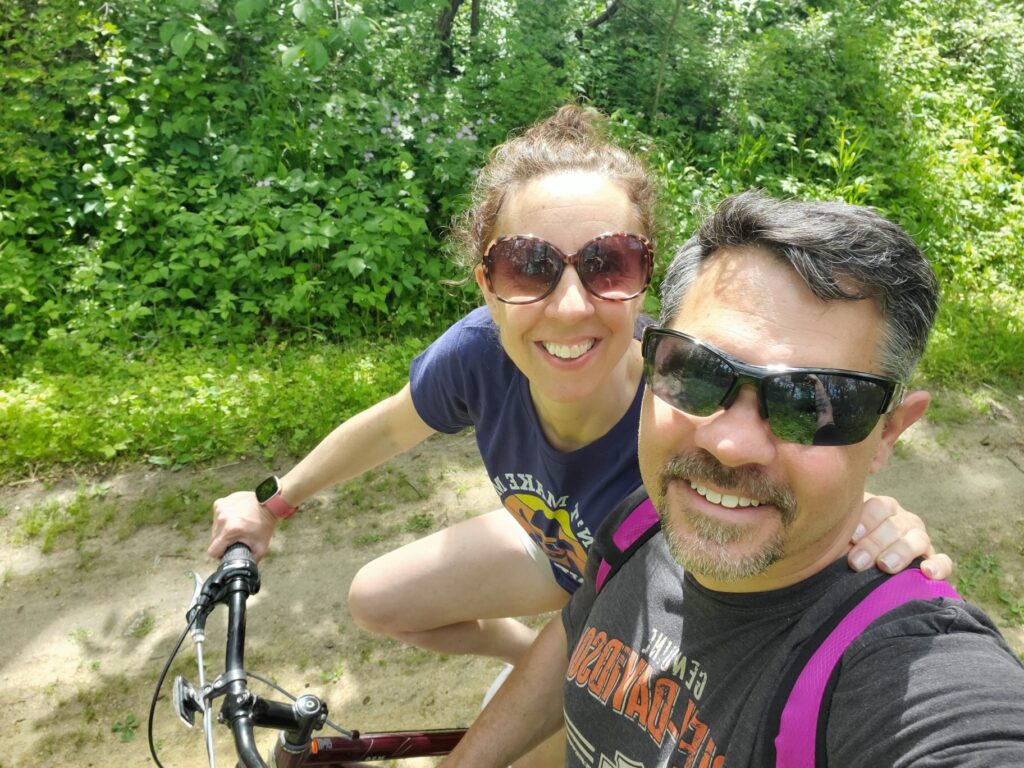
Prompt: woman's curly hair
<box><xmin>448</xmin><ymin>104</ymin><xmax>659</xmax><ymax>271</ymax></box>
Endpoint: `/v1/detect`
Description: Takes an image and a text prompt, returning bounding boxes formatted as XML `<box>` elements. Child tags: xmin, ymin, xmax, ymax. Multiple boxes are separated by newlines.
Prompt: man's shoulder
<box><xmin>848</xmin><ymin>593</ymin><xmax>1022</xmax><ymax>662</ymax></box>
<box><xmin>825</xmin><ymin>594</ymin><xmax>1024</xmax><ymax>764</ymax></box>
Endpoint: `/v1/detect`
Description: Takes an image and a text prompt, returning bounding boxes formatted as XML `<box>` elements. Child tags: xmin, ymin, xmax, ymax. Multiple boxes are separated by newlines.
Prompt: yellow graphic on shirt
<box><xmin>504</xmin><ymin>492</ymin><xmax>587</xmax><ymax>580</ymax></box>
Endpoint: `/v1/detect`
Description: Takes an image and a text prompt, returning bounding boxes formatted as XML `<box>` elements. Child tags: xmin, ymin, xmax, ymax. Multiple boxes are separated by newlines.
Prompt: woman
<box><xmin>209</xmin><ymin>106</ymin><xmax>948</xmax><ymax>669</ymax></box>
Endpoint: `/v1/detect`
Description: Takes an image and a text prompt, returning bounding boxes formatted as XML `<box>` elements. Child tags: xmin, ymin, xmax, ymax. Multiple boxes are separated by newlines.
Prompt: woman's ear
<box><xmin>475</xmin><ymin>264</ymin><xmax>498</xmax><ymax>311</ymax></box>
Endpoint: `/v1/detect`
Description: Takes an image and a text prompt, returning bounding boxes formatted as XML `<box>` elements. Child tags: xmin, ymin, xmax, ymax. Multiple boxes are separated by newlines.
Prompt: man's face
<box><xmin>638</xmin><ymin>247</ymin><xmax>927</xmax><ymax>591</ymax></box>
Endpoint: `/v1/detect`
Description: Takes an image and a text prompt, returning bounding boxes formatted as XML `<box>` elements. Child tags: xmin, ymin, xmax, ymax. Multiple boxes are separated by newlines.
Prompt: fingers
<box><xmin>208</xmin><ymin>491</ymin><xmax>277</xmax><ymax>562</ymax></box>
<box><xmin>920</xmin><ymin>553</ymin><xmax>954</xmax><ymax>581</ymax></box>
<box><xmin>849</xmin><ymin>522</ymin><xmax>930</xmax><ymax>574</ymax></box>
<box><xmin>849</xmin><ymin>493</ymin><xmax>932</xmax><ymax>574</ymax></box>
<box><xmin>854</xmin><ymin>494</ymin><xmax>923</xmax><ymax>541</ymax></box>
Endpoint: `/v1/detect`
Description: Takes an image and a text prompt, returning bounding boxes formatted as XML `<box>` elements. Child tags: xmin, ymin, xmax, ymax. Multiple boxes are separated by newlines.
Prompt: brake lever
<box><xmin>181</xmin><ymin>569</ymin><xmax>218</xmax><ymax>768</ymax></box>
<box><xmin>186</xmin><ymin>571</ymin><xmax>205</xmax><ymax>639</ymax></box>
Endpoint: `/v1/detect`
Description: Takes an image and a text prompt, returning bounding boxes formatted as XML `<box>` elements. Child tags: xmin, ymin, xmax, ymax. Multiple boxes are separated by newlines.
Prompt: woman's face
<box><xmin>475</xmin><ymin>171</ymin><xmax>647</xmax><ymax>408</ymax></box>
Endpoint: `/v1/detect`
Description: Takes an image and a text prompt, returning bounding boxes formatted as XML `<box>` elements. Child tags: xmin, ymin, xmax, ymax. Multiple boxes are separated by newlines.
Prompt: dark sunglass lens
<box><xmin>578</xmin><ymin>235</ymin><xmax>648</xmax><ymax>299</ymax></box>
<box><xmin>648</xmin><ymin>334</ymin><xmax>734</xmax><ymax>416</ymax></box>
<box><xmin>764</xmin><ymin>374</ymin><xmax>889</xmax><ymax>446</ymax></box>
<box><xmin>489</xmin><ymin>239</ymin><xmax>560</xmax><ymax>302</ymax></box>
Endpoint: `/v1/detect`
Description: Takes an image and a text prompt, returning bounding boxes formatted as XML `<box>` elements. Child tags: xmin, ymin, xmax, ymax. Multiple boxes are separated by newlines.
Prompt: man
<box><xmin>442</xmin><ymin>191</ymin><xmax>1024</xmax><ymax>767</ymax></box>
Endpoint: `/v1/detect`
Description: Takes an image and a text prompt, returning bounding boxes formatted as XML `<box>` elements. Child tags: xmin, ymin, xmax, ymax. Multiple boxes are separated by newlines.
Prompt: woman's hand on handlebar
<box><xmin>209</xmin><ymin>491</ymin><xmax>278</xmax><ymax>561</ymax></box>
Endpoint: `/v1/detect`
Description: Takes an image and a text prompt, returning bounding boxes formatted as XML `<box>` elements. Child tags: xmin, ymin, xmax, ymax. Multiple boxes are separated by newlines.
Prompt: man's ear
<box><xmin>869</xmin><ymin>390</ymin><xmax>930</xmax><ymax>474</ymax></box>
<box><xmin>474</xmin><ymin>264</ymin><xmax>497</xmax><ymax>312</ymax></box>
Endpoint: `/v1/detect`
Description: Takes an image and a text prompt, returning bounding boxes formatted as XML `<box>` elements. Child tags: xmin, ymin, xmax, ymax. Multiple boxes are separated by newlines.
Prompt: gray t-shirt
<box><xmin>562</xmin><ymin>487</ymin><xmax>1024</xmax><ymax>767</ymax></box>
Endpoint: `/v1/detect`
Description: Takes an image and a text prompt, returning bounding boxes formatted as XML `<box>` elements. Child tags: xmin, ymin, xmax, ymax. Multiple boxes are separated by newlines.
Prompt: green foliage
<box><xmin>2</xmin><ymin>0</ymin><xmax>1023</xmax><ymax>461</ymax></box>
<box><xmin>14</xmin><ymin>490</ymin><xmax>115</xmax><ymax>553</ymax></box>
<box><xmin>0</xmin><ymin>337</ymin><xmax>423</xmax><ymax>478</ymax></box>
<box><xmin>956</xmin><ymin>549</ymin><xmax>1024</xmax><ymax>628</ymax></box>
<box><xmin>403</xmin><ymin>512</ymin><xmax>434</xmax><ymax>533</ymax></box>
<box><xmin>586</xmin><ymin>0</ymin><xmax>1024</xmax><ymax>386</ymax></box>
<box><xmin>1</xmin><ymin>0</ymin><xmax>491</xmax><ymax>358</ymax></box>
<box><xmin>111</xmin><ymin>713</ymin><xmax>139</xmax><ymax>743</ymax></box>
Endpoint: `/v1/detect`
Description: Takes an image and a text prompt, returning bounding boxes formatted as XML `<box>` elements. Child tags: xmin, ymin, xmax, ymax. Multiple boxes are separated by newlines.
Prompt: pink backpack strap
<box><xmin>594</xmin><ymin>497</ymin><xmax>660</xmax><ymax>594</ymax></box>
<box><xmin>775</xmin><ymin>569</ymin><xmax>961</xmax><ymax>767</ymax></box>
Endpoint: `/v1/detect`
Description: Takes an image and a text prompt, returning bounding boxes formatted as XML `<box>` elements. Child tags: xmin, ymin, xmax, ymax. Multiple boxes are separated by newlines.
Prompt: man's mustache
<box><xmin>661</xmin><ymin>450</ymin><xmax>797</xmax><ymax>521</ymax></box>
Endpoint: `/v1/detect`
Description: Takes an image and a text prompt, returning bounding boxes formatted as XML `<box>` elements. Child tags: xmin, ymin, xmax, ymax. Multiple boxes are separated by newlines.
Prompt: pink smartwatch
<box><xmin>255</xmin><ymin>476</ymin><xmax>298</xmax><ymax>520</ymax></box>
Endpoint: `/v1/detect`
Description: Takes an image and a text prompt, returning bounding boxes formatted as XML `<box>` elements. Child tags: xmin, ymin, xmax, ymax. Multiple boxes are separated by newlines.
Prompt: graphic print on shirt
<box><xmin>565</xmin><ymin>626</ymin><xmax>724</xmax><ymax>768</ymax></box>
<box><xmin>563</xmin><ymin>720</ymin><xmax>644</xmax><ymax>768</ymax></box>
<box><xmin>493</xmin><ymin>472</ymin><xmax>592</xmax><ymax>586</ymax></box>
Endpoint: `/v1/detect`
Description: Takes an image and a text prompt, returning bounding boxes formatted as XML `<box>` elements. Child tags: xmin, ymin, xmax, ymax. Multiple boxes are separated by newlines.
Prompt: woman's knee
<box><xmin>347</xmin><ymin>557</ymin><xmax>403</xmax><ymax>633</ymax></box>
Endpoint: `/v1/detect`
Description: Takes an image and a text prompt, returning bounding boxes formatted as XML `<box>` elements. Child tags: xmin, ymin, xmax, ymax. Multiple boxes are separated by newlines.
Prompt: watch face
<box><xmin>255</xmin><ymin>476</ymin><xmax>279</xmax><ymax>504</ymax></box>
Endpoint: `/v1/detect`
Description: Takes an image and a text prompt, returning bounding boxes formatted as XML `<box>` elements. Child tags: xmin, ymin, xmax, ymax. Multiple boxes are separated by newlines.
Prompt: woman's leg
<box><xmin>347</xmin><ymin>509</ymin><xmax>570</xmax><ymax>664</ymax></box>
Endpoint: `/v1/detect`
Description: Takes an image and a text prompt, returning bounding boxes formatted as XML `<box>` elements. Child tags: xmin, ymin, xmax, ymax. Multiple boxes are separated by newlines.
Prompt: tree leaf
<box><xmin>349</xmin><ymin>17</ymin><xmax>371</xmax><ymax>50</ymax></box>
<box><xmin>292</xmin><ymin>0</ymin><xmax>311</xmax><ymax>25</ymax></box>
<box><xmin>234</xmin><ymin>0</ymin><xmax>255</xmax><ymax>24</ymax></box>
<box><xmin>159</xmin><ymin>22</ymin><xmax>179</xmax><ymax>45</ymax></box>
<box><xmin>170</xmin><ymin>30</ymin><xmax>195</xmax><ymax>58</ymax></box>
<box><xmin>281</xmin><ymin>44</ymin><xmax>303</xmax><ymax>67</ymax></box>
<box><xmin>346</xmin><ymin>257</ymin><xmax>367</xmax><ymax>277</ymax></box>
<box><xmin>308</xmin><ymin>39</ymin><xmax>329</xmax><ymax>72</ymax></box>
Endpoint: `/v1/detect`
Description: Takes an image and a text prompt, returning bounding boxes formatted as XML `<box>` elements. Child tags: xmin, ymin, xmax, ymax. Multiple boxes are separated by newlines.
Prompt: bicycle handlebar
<box><xmin>153</xmin><ymin>542</ymin><xmax>330</xmax><ymax>768</ymax></box>
<box><xmin>214</xmin><ymin>543</ymin><xmax>329</xmax><ymax>768</ymax></box>
<box><xmin>216</xmin><ymin>543</ymin><xmax>268</xmax><ymax>768</ymax></box>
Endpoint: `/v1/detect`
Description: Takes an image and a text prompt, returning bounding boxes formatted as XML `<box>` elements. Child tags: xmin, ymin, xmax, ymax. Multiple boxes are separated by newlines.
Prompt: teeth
<box><xmin>542</xmin><ymin>340</ymin><xmax>594</xmax><ymax>360</ymax></box>
<box><xmin>690</xmin><ymin>481</ymin><xmax>760</xmax><ymax>508</ymax></box>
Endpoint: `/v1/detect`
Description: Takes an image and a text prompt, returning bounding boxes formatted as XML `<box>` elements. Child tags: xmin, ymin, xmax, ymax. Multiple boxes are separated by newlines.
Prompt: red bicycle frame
<box><xmin>270</xmin><ymin>729</ymin><xmax>466</xmax><ymax>767</ymax></box>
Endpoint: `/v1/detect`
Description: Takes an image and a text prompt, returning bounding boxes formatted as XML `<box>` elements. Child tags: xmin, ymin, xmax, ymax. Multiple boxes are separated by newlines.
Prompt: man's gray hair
<box><xmin>660</xmin><ymin>191</ymin><xmax>939</xmax><ymax>381</ymax></box>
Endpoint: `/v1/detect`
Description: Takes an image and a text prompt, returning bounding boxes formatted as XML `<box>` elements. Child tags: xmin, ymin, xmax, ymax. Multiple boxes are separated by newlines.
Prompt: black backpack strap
<box><xmin>593</xmin><ymin>494</ymin><xmax>661</xmax><ymax>594</ymax></box>
<box><xmin>767</xmin><ymin>568</ymin><xmax>961</xmax><ymax>767</ymax></box>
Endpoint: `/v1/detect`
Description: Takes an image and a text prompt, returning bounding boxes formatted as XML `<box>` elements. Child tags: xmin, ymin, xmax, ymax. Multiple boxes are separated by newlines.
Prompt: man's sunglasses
<box><xmin>641</xmin><ymin>327</ymin><xmax>906</xmax><ymax>446</ymax></box>
<box><xmin>482</xmin><ymin>232</ymin><xmax>653</xmax><ymax>305</ymax></box>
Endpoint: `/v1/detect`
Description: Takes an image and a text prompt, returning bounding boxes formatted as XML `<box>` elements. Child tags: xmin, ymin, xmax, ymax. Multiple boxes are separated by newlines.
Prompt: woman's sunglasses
<box><xmin>482</xmin><ymin>232</ymin><xmax>653</xmax><ymax>305</ymax></box>
<box><xmin>641</xmin><ymin>327</ymin><xmax>906</xmax><ymax>446</ymax></box>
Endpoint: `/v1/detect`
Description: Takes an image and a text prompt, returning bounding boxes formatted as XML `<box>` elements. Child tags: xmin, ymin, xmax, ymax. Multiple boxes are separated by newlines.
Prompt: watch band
<box><xmin>262</xmin><ymin>491</ymin><xmax>298</xmax><ymax>520</ymax></box>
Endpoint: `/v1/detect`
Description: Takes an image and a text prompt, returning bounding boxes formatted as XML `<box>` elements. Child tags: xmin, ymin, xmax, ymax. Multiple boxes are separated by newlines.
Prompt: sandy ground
<box><xmin>1</xmin><ymin>390</ymin><xmax>1023</xmax><ymax>767</ymax></box>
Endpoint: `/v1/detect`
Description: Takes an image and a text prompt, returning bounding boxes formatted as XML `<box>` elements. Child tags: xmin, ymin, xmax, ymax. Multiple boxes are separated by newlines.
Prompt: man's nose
<box><xmin>692</xmin><ymin>385</ymin><xmax>777</xmax><ymax>467</ymax></box>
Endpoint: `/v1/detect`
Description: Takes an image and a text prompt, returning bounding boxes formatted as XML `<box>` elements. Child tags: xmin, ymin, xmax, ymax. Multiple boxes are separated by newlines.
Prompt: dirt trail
<box><xmin>1</xmin><ymin>392</ymin><xmax>1022</xmax><ymax>767</ymax></box>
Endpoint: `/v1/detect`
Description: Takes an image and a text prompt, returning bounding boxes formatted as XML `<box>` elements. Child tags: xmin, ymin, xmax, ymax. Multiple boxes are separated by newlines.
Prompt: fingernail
<box><xmin>881</xmin><ymin>553</ymin><xmax>901</xmax><ymax>572</ymax></box>
<box><xmin>852</xmin><ymin>523</ymin><xmax>866</xmax><ymax>542</ymax></box>
<box><xmin>850</xmin><ymin>550</ymin><xmax>871</xmax><ymax>571</ymax></box>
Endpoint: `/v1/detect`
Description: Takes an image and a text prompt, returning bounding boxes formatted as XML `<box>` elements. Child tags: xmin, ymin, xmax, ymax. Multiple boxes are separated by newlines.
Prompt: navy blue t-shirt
<box><xmin>409</xmin><ymin>306</ymin><xmax>645</xmax><ymax>593</ymax></box>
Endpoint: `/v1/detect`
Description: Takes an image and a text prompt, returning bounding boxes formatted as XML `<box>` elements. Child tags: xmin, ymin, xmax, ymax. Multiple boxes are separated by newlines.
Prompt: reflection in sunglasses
<box><xmin>642</xmin><ymin>327</ymin><xmax>905</xmax><ymax>447</ymax></box>
<box><xmin>482</xmin><ymin>232</ymin><xmax>653</xmax><ymax>305</ymax></box>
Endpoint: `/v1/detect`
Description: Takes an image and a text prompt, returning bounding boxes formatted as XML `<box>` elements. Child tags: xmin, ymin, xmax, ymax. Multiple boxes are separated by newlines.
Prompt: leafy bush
<box><xmin>2</xmin><ymin>0</ymin><xmax>1023</xmax><ymax>469</ymax></box>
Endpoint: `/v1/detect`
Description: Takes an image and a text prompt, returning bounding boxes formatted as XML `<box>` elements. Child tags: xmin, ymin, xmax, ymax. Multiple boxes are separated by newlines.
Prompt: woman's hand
<box><xmin>847</xmin><ymin>493</ymin><xmax>953</xmax><ymax>580</ymax></box>
<box><xmin>209</xmin><ymin>491</ymin><xmax>279</xmax><ymax>561</ymax></box>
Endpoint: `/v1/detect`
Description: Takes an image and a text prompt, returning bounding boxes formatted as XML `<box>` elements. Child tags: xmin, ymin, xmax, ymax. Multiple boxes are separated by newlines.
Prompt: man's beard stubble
<box><xmin>657</xmin><ymin>451</ymin><xmax>798</xmax><ymax>582</ymax></box>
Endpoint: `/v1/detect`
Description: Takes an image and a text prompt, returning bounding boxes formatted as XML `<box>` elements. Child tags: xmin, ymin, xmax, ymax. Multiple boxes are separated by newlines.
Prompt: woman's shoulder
<box><xmin>440</xmin><ymin>305</ymin><xmax>502</xmax><ymax>353</ymax></box>
<box><xmin>414</xmin><ymin>305</ymin><xmax>508</xmax><ymax>381</ymax></box>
